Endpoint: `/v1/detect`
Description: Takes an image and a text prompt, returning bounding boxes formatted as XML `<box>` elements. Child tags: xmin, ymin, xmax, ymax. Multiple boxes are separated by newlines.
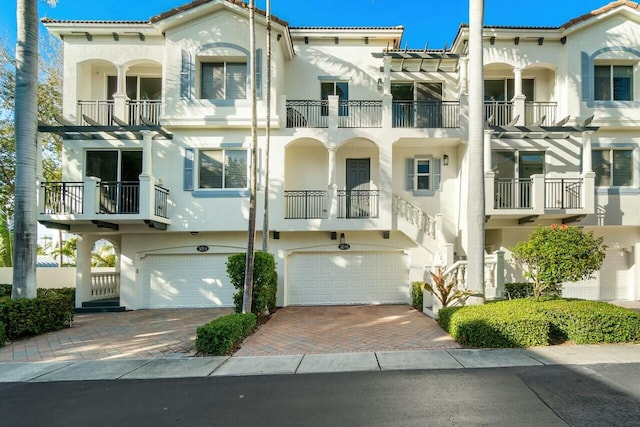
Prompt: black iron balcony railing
<box><xmin>392</xmin><ymin>101</ymin><xmax>460</xmax><ymax>128</ymax></box>
<box><xmin>337</xmin><ymin>190</ymin><xmax>379</xmax><ymax>219</ymax></box>
<box><xmin>284</xmin><ymin>190</ymin><xmax>328</xmax><ymax>219</ymax></box>
<box><xmin>338</xmin><ymin>100</ymin><xmax>382</xmax><ymax>128</ymax></box>
<box><xmin>286</xmin><ymin>100</ymin><xmax>329</xmax><ymax>128</ymax></box>
<box><xmin>154</xmin><ymin>185</ymin><xmax>170</xmax><ymax>218</ymax></box>
<box><xmin>41</xmin><ymin>182</ymin><xmax>84</xmax><ymax>214</ymax></box>
<box><xmin>98</xmin><ymin>181</ymin><xmax>140</xmax><ymax>214</ymax></box>
<box><xmin>545</xmin><ymin>178</ymin><xmax>583</xmax><ymax>209</ymax></box>
<box><xmin>494</xmin><ymin>178</ymin><xmax>533</xmax><ymax>209</ymax></box>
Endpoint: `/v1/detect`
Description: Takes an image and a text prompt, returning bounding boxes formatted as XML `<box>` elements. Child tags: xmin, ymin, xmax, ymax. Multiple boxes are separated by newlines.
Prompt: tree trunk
<box><xmin>12</xmin><ymin>0</ymin><xmax>39</xmax><ymax>299</ymax></box>
<box><xmin>261</xmin><ymin>0</ymin><xmax>271</xmax><ymax>252</ymax></box>
<box><xmin>466</xmin><ymin>0</ymin><xmax>486</xmax><ymax>304</ymax></box>
<box><xmin>242</xmin><ymin>0</ymin><xmax>258</xmax><ymax>313</ymax></box>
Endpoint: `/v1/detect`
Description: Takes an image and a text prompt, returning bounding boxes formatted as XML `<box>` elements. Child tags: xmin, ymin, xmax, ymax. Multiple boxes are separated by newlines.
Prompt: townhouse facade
<box><xmin>38</xmin><ymin>0</ymin><xmax>640</xmax><ymax>310</ymax></box>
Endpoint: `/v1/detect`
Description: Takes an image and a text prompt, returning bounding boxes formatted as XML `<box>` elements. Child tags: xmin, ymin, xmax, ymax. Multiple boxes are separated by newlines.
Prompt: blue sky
<box><xmin>1</xmin><ymin>0</ymin><xmax>614</xmax><ymax>49</ymax></box>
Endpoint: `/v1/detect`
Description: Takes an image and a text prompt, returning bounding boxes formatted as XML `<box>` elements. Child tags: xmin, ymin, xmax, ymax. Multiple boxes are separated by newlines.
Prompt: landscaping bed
<box><xmin>438</xmin><ymin>298</ymin><xmax>640</xmax><ymax>348</ymax></box>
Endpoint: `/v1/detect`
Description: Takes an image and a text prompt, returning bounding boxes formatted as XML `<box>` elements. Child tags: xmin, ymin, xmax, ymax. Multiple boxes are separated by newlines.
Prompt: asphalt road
<box><xmin>1</xmin><ymin>363</ymin><xmax>639</xmax><ymax>426</ymax></box>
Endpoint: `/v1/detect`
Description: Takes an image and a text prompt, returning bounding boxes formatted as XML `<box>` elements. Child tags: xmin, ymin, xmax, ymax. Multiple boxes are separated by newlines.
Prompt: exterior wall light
<box><xmin>338</xmin><ymin>233</ymin><xmax>351</xmax><ymax>250</ymax></box>
<box><xmin>443</xmin><ymin>154</ymin><xmax>450</xmax><ymax>166</ymax></box>
<box><xmin>377</xmin><ymin>78</ymin><xmax>383</xmax><ymax>91</ymax></box>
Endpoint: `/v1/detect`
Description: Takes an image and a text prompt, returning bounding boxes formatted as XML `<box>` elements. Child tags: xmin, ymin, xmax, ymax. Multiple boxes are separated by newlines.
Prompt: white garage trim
<box><xmin>286</xmin><ymin>251</ymin><xmax>410</xmax><ymax>306</ymax></box>
<box><xmin>141</xmin><ymin>254</ymin><xmax>236</xmax><ymax>308</ymax></box>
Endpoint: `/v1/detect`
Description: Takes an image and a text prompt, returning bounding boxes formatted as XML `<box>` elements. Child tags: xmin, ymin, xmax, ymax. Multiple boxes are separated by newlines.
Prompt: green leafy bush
<box><xmin>411</xmin><ymin>281</ymin><xmax>424</xmax><ymax>309</ymax></box>
<box><xmin>0</xmin><ymin>293</ymin><xmax>74</xmax><ymax>341</ymax></box>
<box><xmin>0</xmin><ymin>322</ymin><xmax>5</xmax><ymax>347</ymax></box>
<box><xmin>439</xmin><ymin>298</ymin><xmax>640</xmax><ymax>348</ymax></box>
<box><xmin>195</xmin><ymin>313</ymin><xmax>257</xmax><ymax>355</ymax></box>
<box><xmin>0</xmin><ymin>284</ymin><xmax>11</xmax><ymax>298</ymax></box>
<box><xmin>511</xmin><ymin>225</ymin><xmax>606</xmax><ymax>299</ymax></box>
<box><xmin>439</xmin><ymin>301</ymin><xmax>550</xmax><ymax>348</ymax></box>
<box><xmin>227</xmin><ymin>252</ymin><xmax>277</xmax><ymax>315</ymax></box>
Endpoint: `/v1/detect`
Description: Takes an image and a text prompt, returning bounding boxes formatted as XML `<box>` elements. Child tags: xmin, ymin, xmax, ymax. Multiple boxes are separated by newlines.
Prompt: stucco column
<box><xmin>513</xmin><ymin>67</ymin><xmax>523</xmax><ymax>97</ymax></box>
<box><xmin>113</xmin><ymin>64</ymin><xmax>129</xmax><ymax>124</ymax></box>
<box><xmin>327</xmin><ymin>146</ymin><xmax>337</xmax><ymax>188</ymax></box>
<box><xmin>459</xmin><ymin>57</ymin><xmax>469</xmax><ymax>96</ymax></box>
<box><xmin>484</xmin><ymin>129</ymin><xmax>492</xmax><ymax>173</ymax></box>
<box><xmin>582</xmin><ymin>131</ymin><xmax>594</xmax><ymax>174</ymax></box>
<box><xmin>140</xmin><ymin>130</ymin><xmax>154</xmax><ymax>177</ymax></box>
<box><xmin>75</xmin><ymin>234</ymin><xmax>93</xmax><ymax>308</ymax></box>
<box><xmin>383</xmin><ymin>55</ymin><xmax>391</xmax><ymax>96</ymax></box>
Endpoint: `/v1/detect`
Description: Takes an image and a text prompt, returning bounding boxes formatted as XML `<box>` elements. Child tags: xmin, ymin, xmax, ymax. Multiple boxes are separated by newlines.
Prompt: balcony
<box><xmin>284</xmin><ymin>190</ymin><xmax>328</xmax><ymax>219</ymax></box>
<box><xmin>77</xmin><ymin>99</ymin><xmax>162</xmax><ymax>126</ymax></box>
<box><xmin>485</xmin><ymin>173</ymin><xmax>595</xmax><ymax>222</ymax></box>
<box><xmin>485</xmin><ymin>101</ymin><xmax>557</xmax><ymax>126</ymax></box>
<box><xmin>39</xmin><ymin>177</ymin><xmax>171</xmax><ymax>231</ymax></box>
<box><xmin>337</xmin><ymin>190</ymin><xmax>379</xmax><ymax>219</ymax></box>
<box><xmin>285</xmin><ymin>97</ymin><xmax>460</xmax><ymax>129</ymax></box>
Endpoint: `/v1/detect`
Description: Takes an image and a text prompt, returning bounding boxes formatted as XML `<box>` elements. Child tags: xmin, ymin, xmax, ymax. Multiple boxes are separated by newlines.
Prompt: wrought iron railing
<box><xmin>392</xmin><ymin>101</ymin><xmax>460</xmax><ymax>128</ymax></box>
<box><xmin>154</xmin><ymin>185</ymin><xmax>170</xmax><ymax>218</ymax></box>
<box><xmin>98</xmin><ymin>181</ymin><xmax>140</xmax><ymax>214</ymax></box>
<box><xmin>338</xmin><ymin>100</ymin><xmax>383</xmax><ymax>128</ymax></box>
<box><xmin>286</xmin><ymin>100</ymin><xmax>329</xmax><ymax>128</ymax></box>
<box><xmin>128</xmin><ymin>100</ymin><xmax>162</xmax><ymax>125</ymax></box>
<box><xmin>545</xmin><ymin>178</ymin><xmax>583</xmax><ymax>209</ymax></box>
<box><xmin>337</xmin><ymin>190</ymin><xmax>379</xmax><ymax>219</ymax></box>
<box><xmin>284</xmin><ymin>190</ymin><xmax>328</xmax><ymax>219</ymax></box>
<box><xmin>484</xmin><ymin>101</ymin><xmax>513</xmax><ymax>126</ymax></box>
<box><xmin>41</xmin><ymin>182</ymin><xmax>84</xmax><ymax>214</ymax></box>
<box><xmin>77</xmin><ymin>100</ymin><xmax>115</xmax><ymax>125</ymax></box>
<box><xmin>494</xmin><ymin>178</ymin><xmax>533</xmax><ymax>209</ymax></box>
<box><xmin>525</xmin><ymin>102</ymin><xmax>557</xmax><ymax>126</ymax></box>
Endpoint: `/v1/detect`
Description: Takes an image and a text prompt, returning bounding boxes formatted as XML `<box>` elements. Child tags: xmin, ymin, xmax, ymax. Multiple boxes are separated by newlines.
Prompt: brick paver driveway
<box><xmin>0</xmin><ymin>308</ymin><xmax>232</xmax><ymax>362</ymax></box>
<box><xmin>235</xmin><ymin>305</ymin><xmax>461</xmax><ymax>356</ymax></box>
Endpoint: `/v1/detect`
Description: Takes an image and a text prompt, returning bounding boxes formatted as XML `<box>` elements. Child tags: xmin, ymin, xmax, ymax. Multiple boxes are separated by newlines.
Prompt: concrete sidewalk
<box><xmin>1</xmin><ymin>343</ymin><xmax>638</xmax><ymax>382</ymax></box>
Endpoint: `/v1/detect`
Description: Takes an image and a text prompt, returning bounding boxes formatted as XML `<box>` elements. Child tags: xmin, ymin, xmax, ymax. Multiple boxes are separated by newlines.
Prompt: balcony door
<box><xmin>392</xmin><ymin>82</ymin><xmax>442</xmax><ymax>127</ymax></box>
<box><xmin>345</xmin><ymin>158</ymin><xmax>371</xmax><ymax>218</ymax></box>
<box><xmin>86</xmin><ymin>150</ymin><xmax>142</xmax><ymax>214</ymax></box>
<box><xmin>492</xmin><ymin>151</ymin><xmax>543</xmax><ymax>209</ymax></box>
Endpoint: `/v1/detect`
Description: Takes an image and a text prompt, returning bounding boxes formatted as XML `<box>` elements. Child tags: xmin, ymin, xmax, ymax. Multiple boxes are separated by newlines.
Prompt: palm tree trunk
<box><xmin>466</xmin><ymin>0</ymin><xmax>486</xmax><ymax>304</ymax></box>
<box><xmin>261</xmin><ymin>0</ymin><xmax>271</xmax><ymax>252</ymax></box>
<box><xmin>12</xmin><ymin>0</ymin><xmax>39</xmax><ymax>299</ymax></box>
<box><xmin>242</xmin><ymin>0</ymin><xmax>257</xmax><ymax>313</ymax></box>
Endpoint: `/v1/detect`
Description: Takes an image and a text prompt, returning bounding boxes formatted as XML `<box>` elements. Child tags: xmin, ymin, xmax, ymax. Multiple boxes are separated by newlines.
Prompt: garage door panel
<box><xmin>287</xmin><ymin>251</ymin><xmax>409</xmax><ymax>305</ymax></box>
<box><xmin>143</xmin><ymin>254</ymin><xmax>235</xmax><ymax>308</ymax></box>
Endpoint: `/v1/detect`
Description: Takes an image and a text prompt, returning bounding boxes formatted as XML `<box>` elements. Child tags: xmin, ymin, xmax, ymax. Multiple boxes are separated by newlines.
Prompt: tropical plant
<box><xmin>511</xmin><ymin>224</ymin><xmax>607</xmax><ymax>299</ymax></box>
<box><xmin>424</xmin><ymin>267</ymin><xmax>478</xmax><ymax>308</ymax></box>
<box><xmin>91</xmin><ymin>244</ymin><xmax>116</xmax><ymax>267</ymax></box>
<box><xmin>0</xmin><ymin>212</ymin><xmax>12</xmax><ymax>267</ymax></box>
<box><xmin>51</xmin><ymin>236</ymin><xmax>77</xmax><ymax>267</ymax></box>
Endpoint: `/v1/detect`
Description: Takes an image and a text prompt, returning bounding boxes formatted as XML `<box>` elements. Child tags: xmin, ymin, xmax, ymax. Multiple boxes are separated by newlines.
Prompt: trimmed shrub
<box><xmin>195</xmin><ymin>313</ymin><xmax>257</xmax><ymax>355</ymax></box>
<box><xmin>439</xmin><ymin>300</ymin><xmax>550</xmax><ymax>348</ymax></box>
<box><xmin>37</xmin><ymin>288</ymin><xmax>75</xmax><ymax>313</ymax></box>
<box><xmin>227</xmin><ymin>252</ymin><xmax>277</xmax><ymax>315</ymax></box>
<box><xmin>439</xmin><ymin>298</ymin><xmax>640</xmax><ymax>348</ymax></box>
<box><xmin>411</xmin><ymin>281</ymin><xmax>424</xmax><ymax>310</ymax></box>
<box><xmin>0</xmin><ymin>322</ymin><xmax>5</xmax><ymax>347</ymax></box>
<box><xmin>536</xmin><ymin>299</ymin><xmax>640</xmax><ymax>344</ymax></box>
<box><xmin>0</xmin><ymin>293</ymin><xmax>74</xmax><ymax>341</ymax></box>
<box><xmin>0</xmin><ymin>284</ymin><xmax>11</xmax><ymax>298</ymax></box>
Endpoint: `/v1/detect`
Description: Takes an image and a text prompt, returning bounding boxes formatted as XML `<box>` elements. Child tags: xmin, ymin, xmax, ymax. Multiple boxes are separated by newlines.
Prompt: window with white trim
<box><xmin>200</xmin><ymin>62</ymin><xmax>247</xmax><ymax>100</ymax></box>
<box><xmin>415</xmin><ymin>158</ymin><xmax>431</xmax><ymax>190</ymax></box>
<box><xmin>198</xmin><ymin>149</ymin><xmax>248</xmax><ymax>189</ymax></box>
<box><xmin>594</xmin><ymin>65</ymin><xmax>633</xmax><ymax>101</ymax></box>
<box><xmin>592</xmin><ymin>148</ymin><xmax>633</xmax><ymax>187</ymax></box>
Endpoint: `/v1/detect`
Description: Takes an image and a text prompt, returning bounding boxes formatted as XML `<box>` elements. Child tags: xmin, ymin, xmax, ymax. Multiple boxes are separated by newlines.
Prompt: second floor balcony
<box><xmin>77</xmin><ymin>99</ymin><xmax>162</xmax><ymax>126</ymax></box>
<box><xmin>39</xmin><ymin>177</ymin><xmax>170</xmax><ymax>231</ymax></box>
<box><xmin>485</xmin><ymin>101</ymin><xmax>558</xmax><ymax>127</ymax></box>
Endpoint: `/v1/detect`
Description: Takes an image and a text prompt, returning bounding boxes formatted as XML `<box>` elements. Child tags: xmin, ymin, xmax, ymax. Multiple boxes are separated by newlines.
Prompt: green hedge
<box><xmin>439</xmin><ymin>298</ymin><xmax>640</xmax><ymax>348</ymax></box>
<box><xmin>0</xmin><ymin>293</ymin><xmax>74</xmax><ymax>341</ymax></box>
<box><xmin>195</xmin><ymin>313</ymin><xmax>257</xmax><ymax>355</ymax></box>
<box><xmin>411</xmin><ymin>282</ymin><xmax>424</xmax><ymax>310</ymax></box>
<box><xmin>505</xmin><ymin>282</ymin><xmax>561</xmax><ymax>299</ymax></box>
<box><xmin>0</xmin><ymin>284</ymin><xmax>11</xmax><ymax>298</ymax></box>
<box><xmin>227</xmin><ymin>252</ymin><xmax>277</xmax><ymax>315</ymax></box>
<box><xmin>0</xmin><ymin>322</ymin><xmax>5</xmax><ymax>347</ymax></box>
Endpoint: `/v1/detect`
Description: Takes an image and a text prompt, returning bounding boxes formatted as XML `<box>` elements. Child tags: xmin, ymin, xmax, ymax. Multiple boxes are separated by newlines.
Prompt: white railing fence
<box><xmin>91</xmin><ymin>272</ymin><xmax>120</xmax><ymax>301</ymax></box>
<box><xmin>392</xmin><ymin>194</ymin><xmax>436</xmax><ymax>240</ymax></box>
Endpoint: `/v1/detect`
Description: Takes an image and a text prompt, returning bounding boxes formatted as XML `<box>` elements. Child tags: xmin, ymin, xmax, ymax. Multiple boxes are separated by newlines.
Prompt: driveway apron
<box><xmin>235</xmin><ymin>305</ymin><xmax>461</xmax><ymax>356</ymax></box>
<box><xmin>0</xmin><ymin>308</ymin><xmax>232</xmax><ymax>362</ymax></box>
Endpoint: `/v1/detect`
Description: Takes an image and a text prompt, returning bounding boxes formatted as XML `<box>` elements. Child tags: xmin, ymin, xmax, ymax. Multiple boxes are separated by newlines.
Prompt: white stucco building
<box><xmin>38</xmin><ymin>0</ymin><xmax>640</xmax><ymax>309</ymax></box>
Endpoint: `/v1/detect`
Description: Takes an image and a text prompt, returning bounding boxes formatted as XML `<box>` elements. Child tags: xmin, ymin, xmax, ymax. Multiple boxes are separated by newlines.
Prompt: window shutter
<box><xmin>180</xmin><ymin>50</ymin><xmax>191</xmax><ymax>99</ymax></box>
<box><xmin>184</xmin><ymin>148</ymin><xmax>195</xmax><ymax>191</ymax></box>
<box><xmin>255</xmin><ymin>49</ymin><xmax>263</xmax><ymax>99</ymax></box>
<box><xmin>433</xmin><ymin>158</ymin><xmax>442</xmax><ymax>191</ymax></box>
<box><xmin>581</xmin><ymin>52</ymin><xmax>592</xmax><ymax>101</ymax></box>
<box><xmin>406</xmin><ymin>158</ymin><xmax>415</xmax><ymax>191</ymax></box>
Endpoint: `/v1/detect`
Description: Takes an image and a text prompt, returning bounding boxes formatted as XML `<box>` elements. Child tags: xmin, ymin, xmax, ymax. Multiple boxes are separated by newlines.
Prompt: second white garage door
<box><xmin>287</xmin><ymin>251</ymin><xmax>410</xmax><ymax>305</ymax></box>
<box><xmin>141</xmin><ymin>254</ymin><xmax>236</xmax><ymax>308</ymax></box>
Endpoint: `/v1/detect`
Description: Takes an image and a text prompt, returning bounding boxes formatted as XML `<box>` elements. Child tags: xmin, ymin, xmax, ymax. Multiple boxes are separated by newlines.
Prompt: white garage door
<box><xmin>142</xmin><ymin>254</ymin><xmax>235</xmax><ymax>308</ymax></box>
<box><xmin>287</xmin><ymin>251</ymin><xmax>410</xmax><ymax>305</ymax></box>
<box><xmin>563</xmin><ymin>248</ymin><xmax>630</xmax><ymax>300</ymax></box>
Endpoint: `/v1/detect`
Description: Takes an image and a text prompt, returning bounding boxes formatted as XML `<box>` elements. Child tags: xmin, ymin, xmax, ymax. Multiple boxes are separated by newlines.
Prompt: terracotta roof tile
<box><xmin>150</xmin><ymin>0</ymin><xmax>289</xmax><ymax>27</ymax></box>
<box><xmin>41</xmin><ymin>18</ymin><xmax>148</xmax><ymax>25</ymax></box>
<box><xmin>561</xmin><ymin>0</ymin><xmax>640</xmax><ymax>29</ymax></box>
<box><xmin>290</xmin><ymin>26</ymin><xmax>404</xmax><ymax>31</ymax></box>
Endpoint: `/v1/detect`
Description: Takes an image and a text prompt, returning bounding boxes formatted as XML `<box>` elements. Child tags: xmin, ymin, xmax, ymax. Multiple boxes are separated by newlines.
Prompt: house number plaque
<box><xmin>196</xmin><ymin>245</ymin><xmax>210</xmax><ymax>253</ymax></box>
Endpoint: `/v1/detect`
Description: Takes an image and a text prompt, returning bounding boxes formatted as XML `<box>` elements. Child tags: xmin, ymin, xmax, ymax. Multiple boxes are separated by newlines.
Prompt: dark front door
<box><xmin>346</xmin><ymin>158</ymin><xmax>370</xmax><ymax>218</ymax></box>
